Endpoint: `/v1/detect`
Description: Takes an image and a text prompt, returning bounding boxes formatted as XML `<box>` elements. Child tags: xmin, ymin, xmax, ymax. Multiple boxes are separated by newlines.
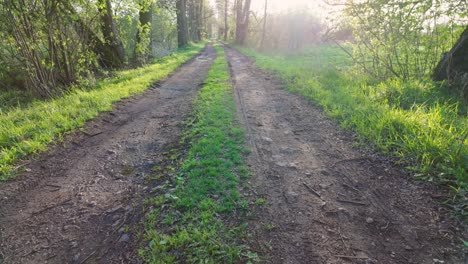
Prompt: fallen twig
<box><xmin>337</xmin><ymin>199</ymin><xmax>367</xmax><ymax>206</ymax></box>
<box><xmin>342</xmin><ymin>183</ymin><xmax>360</xmax><ymax>193</ymax></box>
<box><xmin>32</xmin><ymin>198</ymin><xmax>72</xmax><ymax>216</ymax></box>
<box><xmin>302</xmin><ymin>182</ymin><xmax>322</xmax><ymax>199</ymax></box>
<box><xmin>79</xmin><ymin>250</ymin><xmax>97</xmax><ymax>264</ymax></box>
<box><xmin>82</xmin><ymin>130</ymin><xmax>103</xmax><ymax>137</ymax></box>
<box><xmin>335</xmin><ymin>255</ymin><xmax>370</xmax><ymax>260</ymax></box>
<box><xmin>312</xmin><ymin>219</ymin><xmax>329</xmax><ymax>226</ymax></box>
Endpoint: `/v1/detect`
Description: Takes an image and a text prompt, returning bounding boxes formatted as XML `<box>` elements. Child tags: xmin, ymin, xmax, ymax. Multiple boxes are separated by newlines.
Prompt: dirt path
<box><xmin>226</xmin><ymin>46</ymin><xmax>465</xmax><ymax>264</ymax></box>
<box><xmin>0</xmin><ymin>45</ymin><xmax>216</xmax><ymax>264</ymax></box>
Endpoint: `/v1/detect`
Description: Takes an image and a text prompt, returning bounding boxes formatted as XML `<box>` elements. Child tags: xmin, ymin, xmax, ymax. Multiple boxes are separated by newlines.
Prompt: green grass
<box><xmin>0</xmin><ymin>44</ymin><xmax>205</xmax><ymax>180</ymax></box>
<box><xmin>236</xmin><ymin>45</ymin><xmax>467</xmax><ymax>213</ymax></box>
<box><xmin>139</xmin><ymin>45</ymin><xmax>256</xmax><ymax>263</ymax></box>
<box><xmin>0</xmin><ymin>90</ymin><xmax>36</xmax><ymax>112</ymax></box>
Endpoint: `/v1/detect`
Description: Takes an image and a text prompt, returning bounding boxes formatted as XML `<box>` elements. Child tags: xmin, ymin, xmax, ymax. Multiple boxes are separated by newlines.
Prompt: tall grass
<box><xmin>0</xmin><ymin>43</ymin><xmax>205</xmax><ymax>180</ymax></box>
<box><xmin>236</xmin><ymin>45</ymin><xmax>467</xmax><ymax>195</ymax></box>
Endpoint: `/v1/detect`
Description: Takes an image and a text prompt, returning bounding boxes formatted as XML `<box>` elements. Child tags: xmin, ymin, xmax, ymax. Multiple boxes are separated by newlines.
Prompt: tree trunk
<box><xmin>188</xmin><ymin>0</ymin><xmax>198</xmax><ymax>42</ymax></box>
<box><xmin>260</xmin><ymin>0</ymin><xmax>267</xmax><ymax>49</ymax></box>
<box><xmin>134</xmin><ymin>2</ymin><xmax>153</xmax><ymax>64</ymax></box>
<box><xmin>433</xmin><ymin>26</ymin><xmax>468</xmax><ymax>81</ymax></box>
<box><xmin>97</xmin><ymin>0</ymin><xmax>125</xmax><ymax>68</ymax></box>
<box><xmin>197</xmin><ymin>0</ymin><xmax>204</xmax><ymax>41</ymax></box>
<box><xmin>235</xmin><ymin>0</ymin><xmax>251</xmax><ymax>45</ymax></box>
<box><xmin>235</xmin><ymin>0</ymin><xmax>242</xmax><ymax>41</ymax></box>
<box><xmin>177</xmin><ymin>0</ymin><xmax>189</xmax><ymax>47</ymax></box>
<box><xmin>224</xmin><ymin>0</ymin><xmax>229</xmax><ymax>41</ymax></box>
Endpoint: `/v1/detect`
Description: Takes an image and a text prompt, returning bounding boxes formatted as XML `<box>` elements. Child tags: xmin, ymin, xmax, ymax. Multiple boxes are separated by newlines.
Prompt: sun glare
<box><xmin>251</xmin><ymin>0</ymin><xmax>323</xmax><ymax>13</ymax></box>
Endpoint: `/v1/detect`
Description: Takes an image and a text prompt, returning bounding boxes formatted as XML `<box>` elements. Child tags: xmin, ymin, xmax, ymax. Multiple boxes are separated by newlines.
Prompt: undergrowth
<box><xmin>139</xmin><ymin>46</ymin><xmax>256</xmax><ymax>263</ymax></box>
<box><xmin>0</xmin><ymin>43</ymin><xmax>205</xmax><ymax>180</ymax></box>
<box><xmin>236</xmin><ymin>45</ymin><xmax>467</xmax><ymax>216</ymax></box>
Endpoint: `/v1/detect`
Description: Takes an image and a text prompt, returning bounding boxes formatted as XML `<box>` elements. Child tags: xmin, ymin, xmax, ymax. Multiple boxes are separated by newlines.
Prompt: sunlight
<box><xmin>253</xmin><ymin>0</ymin><xmax>320</xmax><ymax>12</ymax></box>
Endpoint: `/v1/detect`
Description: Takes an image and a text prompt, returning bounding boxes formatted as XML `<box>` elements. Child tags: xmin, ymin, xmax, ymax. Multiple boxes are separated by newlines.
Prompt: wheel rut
<box><xmin>225</xmin><ymin>46</ymin><xmax>465</xmax><ymax>264</ymax></box>
<box><xmin>0</xmin><ymin>45</ymin><xmax>216</xmax><ymax>264</ymax></box>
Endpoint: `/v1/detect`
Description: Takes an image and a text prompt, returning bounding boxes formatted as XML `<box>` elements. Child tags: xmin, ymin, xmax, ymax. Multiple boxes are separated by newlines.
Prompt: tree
<box><xmin>433</xmin><ymin>26</ymin><xmax>468</xmax><ymax>98</ymax></box>
<box><xmin>134</xmin><ymin>0</ymin><xmax>154</xmax><ymax>65</ymax></box>
<box><xmin>0</xmin><ymin>0</ymin><xmax>210</xmax><ymax>96</ymax></box>
<box><xmin>97</xmin><ymin>0</ymin><xmax>125</xmax><ymax>68</ymax></box>
<box><xmin>235</xmin><ymin>0</ymin><xmax>251</xmax><ymax>45</ymax></box>
<box><xmin>260</xmin><ymin>0</ymin><xmax>267</xmax><ymax>49</ymax></box>
<box><xmin>340</xmin><ymin>0</ymin><xmax>464</xmax><ymax>80</ymax></box>
<box><xmin>177</xmin><ymin>0</ymin><xmax>189</xmax><ymax>47</ymax></box>
<box><xmin>224</xmin><ymin>0</ymin><xmax>229</xmax><ymax>41</ymax></box>
<box><xmin>433</xmin><ymin>26</ymin><xmax>468</xmax><ymax>80</ymax></box>
<box><xmin>1</xmin><ymin>0</ymin><xmax>97</xmax><ymax>97</ymax></box>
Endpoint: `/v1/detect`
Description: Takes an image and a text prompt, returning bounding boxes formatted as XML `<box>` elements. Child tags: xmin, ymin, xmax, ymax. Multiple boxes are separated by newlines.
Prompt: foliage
<box><xmin>0</xmin><ymin>43</ymin><xmax>205</xmax><ymax>180</ymax></box>
<box><xmin>151</xmin><ymin>4</ymin><xmax>179</xmax><ymax>57</ymax></box>
<box><xmin>0</xmin><ymin>0</ymin><xmax>214</xmax><ymax>96</ymax></box>
<box><xmin>1</xmin><ymin>0</ymin><xmax>98</xmax><ymax>97</ymax></box>
<box><xmin>343</xmin><ymin>0</ymin><xmax>468</xmax><ymax>80</ymax></box>
<box><xmin>236</xmin><ymin>45</ymin><xmax>467</xmax><ymax>214</ymax></box>
<box><xmin>140</xmin><ymin>46</ymin><xmax>256</xmax><ymax>263</ymax></box>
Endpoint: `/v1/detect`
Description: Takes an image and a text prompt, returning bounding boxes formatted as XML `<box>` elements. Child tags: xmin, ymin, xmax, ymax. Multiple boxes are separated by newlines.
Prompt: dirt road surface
<box><xmin>226</xmin><ymin>46</ymin><xmax>465</xmax><ymax>264</ymax></box>
<box><xmin>0</xmin><ymin>43</ymin><xmax>465</xmax><ymax>264</ymax></box>
<box><xmin>0</xmin><ymin>45</ymin><xmax>216</xmax><ymax>264</ymax></box>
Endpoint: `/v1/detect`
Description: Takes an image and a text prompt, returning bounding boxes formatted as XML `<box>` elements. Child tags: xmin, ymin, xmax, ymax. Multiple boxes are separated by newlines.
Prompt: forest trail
<box><xmin>225</xmin><ymin>46</ymin><xmax>465</xmax><ymax>264</ymax></box>
<box><xmin>0</xmin><ymin>44</ymin><xmax>465</xmax><ymax>264</ymax></box>
<box><xmin>0</xmin><ymin>46</ymin><xmax>216</xmax><ymax>264</ymax></box>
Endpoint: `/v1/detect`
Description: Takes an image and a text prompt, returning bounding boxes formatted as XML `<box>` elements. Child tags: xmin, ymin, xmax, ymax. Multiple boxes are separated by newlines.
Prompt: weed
<box><xmin>255</xmin><ymin>198</ymin><xmax>267</xmax><ymax>206</ymax></box>
<box><xmin>264</xmin><ymin>223</ymin><xmax>276</xmax><ymax>231</ymax></box>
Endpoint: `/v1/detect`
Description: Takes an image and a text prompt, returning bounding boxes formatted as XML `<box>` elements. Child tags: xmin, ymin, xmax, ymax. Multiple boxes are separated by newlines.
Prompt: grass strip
<box><xmin>235</xmin><ymin>46</ymin><xmax>467</xmax><ymax>214</ymax></box>
<box><xmin>0</xmin><ymin>43</ymin><xmax>205</xmax><ymax>180</ymax></box>
<box><xmin>139</xmin><ymin>45</ymin><xmax>257</xmax><ymax>263</ymax></box>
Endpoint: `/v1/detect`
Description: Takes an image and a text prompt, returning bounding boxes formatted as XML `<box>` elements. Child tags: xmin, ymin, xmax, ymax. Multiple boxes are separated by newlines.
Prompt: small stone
<box><xmin>261</xmin><ymin>136</ymin><xmax>273</xmax><ymax>142</ymax></box>
<box><xmin>119</xmin><ymin>234</ymin><xmax>130</xmax><ymax>243</ymax></box>
<box><xmin>276</xmin><ymin>162</ymin><xmax>288</xmax><ymax>167</ymax></box>
<box><xmin>319</xmin><ymin>183</ymin><xmax>329</xmax><ymax>189</ymax></box>
<box><xmin>390</xmin><ymin>252</ymin><xmax>396</xmax><ymax>258</ymax></box>
<box><xmin>107</xmin><ymin>149</ymin><xmax>116</xmax><ymax>155</ymax></box>
<box><xmin>106</xmin><ymin>205</ymin><xmax>123</xmax><ymax>214</ymax></box>
<box><xmin>404</xmin><ymin>245</ymin><xmax>413</xmax><ymax>251</ymax></box>
<box><xmin>73</xmin><ymin>254</ymin><xmax>80</xmax><ymax>262</ymax></box>
<box><xmin>366</xmin><ymin>217</ymin><xmax>374</xmax><ymax>224</ymax></box>
<box><xmin>70</xmin><ymin>241</ymin><xmax>78</xmax><ymax>248</ymax></box>
<box><xmin>285</xmin><ymin>191</ymin><xmax>299</xmax><ymax>203</ymax></box>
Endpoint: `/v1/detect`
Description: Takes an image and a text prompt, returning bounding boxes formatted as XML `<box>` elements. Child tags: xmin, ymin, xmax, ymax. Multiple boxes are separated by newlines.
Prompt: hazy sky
<box><xmin>209</xmin><ymin>0</ymin><xmax>328</xmax><ymax>16</ymax></box>
<box><xmin>251</xmin><ymin>0</ymin><xmax>322</xmax><ymax>13</ymax></box>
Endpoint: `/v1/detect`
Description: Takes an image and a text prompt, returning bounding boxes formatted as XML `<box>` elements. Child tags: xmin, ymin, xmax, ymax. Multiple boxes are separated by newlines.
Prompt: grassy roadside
<box><xmin>235</xmin><ymin>46</ymin><xmax>467</xmax><ymax>214</ymax></box>
<box><xmin>139</xmin><ymin>45</ymin><xmax>256</xmax><ymax>263</ymax></box>
<box><xmin>0</xmin><ymin>43</ymin><xmax>205</xmax><ymax>180</ymax></box>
